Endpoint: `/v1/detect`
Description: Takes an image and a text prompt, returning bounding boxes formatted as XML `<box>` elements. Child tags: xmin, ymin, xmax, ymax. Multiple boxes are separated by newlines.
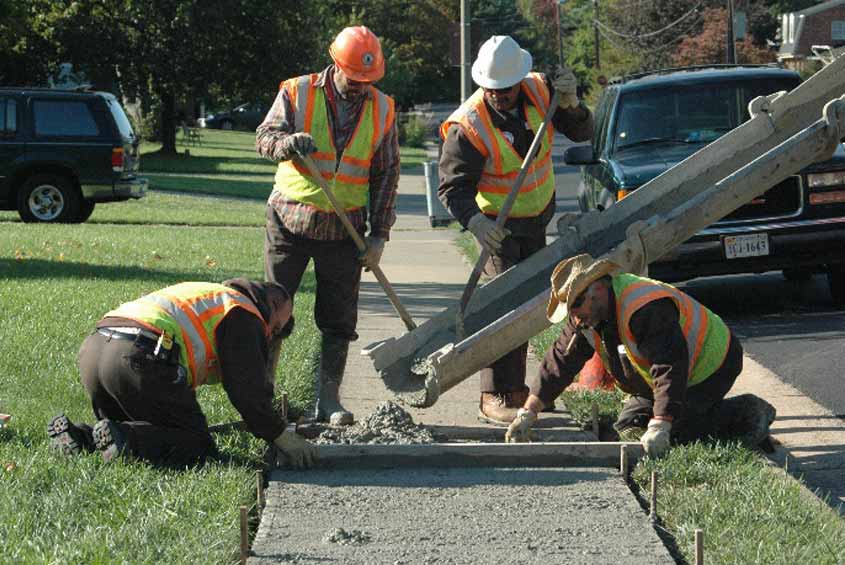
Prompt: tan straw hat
<box><xmin>546</xmin><ymin>254</ymin><xmax>620</xmax><ymax>323</ymax></box>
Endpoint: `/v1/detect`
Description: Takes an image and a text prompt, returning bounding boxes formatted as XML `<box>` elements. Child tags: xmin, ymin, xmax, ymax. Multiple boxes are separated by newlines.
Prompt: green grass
<box><xmin>634</xmin><ymin>442</ymin><xmax>845</xmax><ymax>564</ymax></box>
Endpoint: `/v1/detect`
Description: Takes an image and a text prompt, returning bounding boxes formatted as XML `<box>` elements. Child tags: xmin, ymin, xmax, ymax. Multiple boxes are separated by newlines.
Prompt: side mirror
<box><xmin>564</xmin><ymin>144</ymin><xmax>597</xmax><ymax>165</ymax></box>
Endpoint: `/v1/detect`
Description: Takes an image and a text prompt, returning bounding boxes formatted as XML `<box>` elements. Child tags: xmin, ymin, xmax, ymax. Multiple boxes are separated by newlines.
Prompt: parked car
<box><xmin>565</xmin><ymin>65</ymin><xmax>845</xmax><ymax>304</ymax></box>
<box><xmin>198</xmin><ymin>102</ymin><xmax>269</xmax><ymax>131</ymax></box>
<box><xmin>0</xmin><ymin>87</ymin><xmax>147</xmax><ymax>223</ymax></box>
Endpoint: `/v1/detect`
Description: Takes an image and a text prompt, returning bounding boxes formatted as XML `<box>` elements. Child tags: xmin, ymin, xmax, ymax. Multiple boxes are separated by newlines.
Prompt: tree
<box><xmin>674</xmin><ymin>7</ymin><xmax>776</xmax><ymax>66</ymax></box>
<box><xmin>0</xmin><ymin>0</ymin><xmax>58</xmax><ymax>84</ymax></box>
<box><xmin>38</xmin><ymin>0</ymin><xmax>322</xmax><ymax>155</ymax></box>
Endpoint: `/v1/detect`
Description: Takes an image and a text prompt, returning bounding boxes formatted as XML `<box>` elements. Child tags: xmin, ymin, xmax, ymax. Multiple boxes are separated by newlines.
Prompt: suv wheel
<box><xmin>827</xmin><ymin>266</ymin><xmax>845</xmax><ymax>308</ymax></box>
<box><xmin>76</xmin><ymin>200</ymin><xmax>96</xmax><ymax>223</ymax></box>
<box><xmin>17</xmin><ymin>174</ymin><xmax>81</xmax><ymax>223</ymax></box>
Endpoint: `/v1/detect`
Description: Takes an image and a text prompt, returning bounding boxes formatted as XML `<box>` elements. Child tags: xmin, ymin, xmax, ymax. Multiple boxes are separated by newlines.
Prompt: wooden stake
<box><xmin>281</xmin><ymin>391</ymin><xmax>289</xmax><ymax>421</ymax></box>
<box><xmin>240</xmin><ymin>505</ymin><xmax>249</xmax><ymax>564</ymax></box>
<box><xmin>620</xmin><ymin>445</ymin><xmax>629</xmax><ymax>478</ymax></box>
<box><xmin>591</xmin><ymin>403</ymin><xmax>600</xmax><ymax>438</ymax></box>
<box><xmin>649</xmin><ymin>471</ymin><xmax>658</xmax><ymax>521</ymax></box>
<box><xmin>695</xmin><ymin>529</ymin><xmax>704</xmax><ymax>565</ymax></box>
<box><xmin>784</xmin><ymin>453</ymin><xmax>789</xmax><ymax>473</ymax></box>
<box><xmin>256</xmin><ymin>470</ymin><xmax>265</xmax><ymax>510</ymax></box>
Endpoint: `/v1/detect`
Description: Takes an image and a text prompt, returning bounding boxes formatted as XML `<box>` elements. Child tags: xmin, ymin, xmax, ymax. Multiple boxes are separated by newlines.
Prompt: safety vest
<box><xmin>440</xmin><ymin>73</ymin><xmax>556</xmax><ymax>218</ymax></box>
<box><xmin>104</xmin><ymin>282</ymin><xmax>268</xmax><ymax>388</ymax></box>
<box><xmin>273</xmin><ymin>73</ymin><xmax>395</xmax><ymax>212</ymax></box>
<box><xmin>581</xmin><ymin>274</ymin><xmax>730</xmax><ymax>389</ymax></box>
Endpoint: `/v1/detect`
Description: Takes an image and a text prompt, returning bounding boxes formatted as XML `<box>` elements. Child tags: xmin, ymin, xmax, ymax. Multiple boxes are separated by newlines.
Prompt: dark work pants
<box><xmin>479</xmin><ymin>229</ymin><xmax>546</xmax><ymax>393</ymax></box>
<box><xmin>613</xmin><ymin>332</ymin><xmax>744</xmax><ymax>443</ymax></box>
<box><xmin>264</xmin><ymin>206</ymin><xmax>362</xmax><ymax>342</ymax></box>
<box><xmin>77</xmin><ymin>332</ymin><xmax>215</xmax><ymax>467</ymax></box>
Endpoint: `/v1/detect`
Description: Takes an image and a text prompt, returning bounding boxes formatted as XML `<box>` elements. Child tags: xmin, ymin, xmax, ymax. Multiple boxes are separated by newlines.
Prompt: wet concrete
<box><xmin>315</xmin><ymin>401</ymin><xmax>436</xmax><ymax>445</ymax></box>
<box><xmin>249</xmin><ymin>467</ymin><xmax>674</xmax><ymax>565</ymax></box>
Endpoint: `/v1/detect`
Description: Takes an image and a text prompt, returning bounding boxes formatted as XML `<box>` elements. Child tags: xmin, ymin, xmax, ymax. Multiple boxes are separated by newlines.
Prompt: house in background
<box><xmin>778</xmin><ymin>0</ymin><xmax>845</xmax><ymax>71</ymax></box>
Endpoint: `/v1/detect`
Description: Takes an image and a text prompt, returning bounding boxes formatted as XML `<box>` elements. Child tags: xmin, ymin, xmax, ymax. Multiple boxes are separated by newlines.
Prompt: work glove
<box><xmin>505</xmin><ymin>408</ymin><xmax>538</xmax><ymax>443</ymax></box>
<box><xmin>359</xmin><ymin>236</ymin><xmax>386</xmax><ymax>272</ymax></box>
<box><xmin>641</xmin><ymin>419</ymin><xmax>672</xmax><ymax>458</ymax></box>
<box><xmin>282</xmin><ymin>132</ymin><xmax>317</xmax><ymax>159</ymax></box>
<box><xmin>272</xmin><ymin>428</ymin><xmax>317</xmax><ymax>468</ymax></box>
<box><xmin>553</xmin><ymin>66</ymin><xmax>579</xmax><ymax>110</ymax></box>
<box><xmin>467</xmin><ymin>213</ymin><xmax>510</xmax><ymax>255</ymax></box>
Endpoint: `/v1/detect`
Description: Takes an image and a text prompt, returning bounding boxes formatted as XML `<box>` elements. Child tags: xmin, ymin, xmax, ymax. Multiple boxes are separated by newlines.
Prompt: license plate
<box><xmin>724</xmin><ymin>233</ymin><xmax>770</xmax><ymax>259</ymax></box>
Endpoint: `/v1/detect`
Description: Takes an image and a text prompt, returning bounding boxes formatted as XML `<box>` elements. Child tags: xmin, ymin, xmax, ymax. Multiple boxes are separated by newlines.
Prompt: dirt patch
<box><xmin>315</xmin><ymin>401</ymin><xmax>436</xmax><ymax>445</ymax></box>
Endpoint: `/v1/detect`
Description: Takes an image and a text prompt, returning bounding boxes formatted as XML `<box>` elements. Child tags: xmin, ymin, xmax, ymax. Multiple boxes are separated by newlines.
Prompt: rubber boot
<box><xmin>47</xmin><ymin>413</ymin><xmax>95</xmax><ymax>456</ymax></box>
<box><xmin>715</xmin><ymin>394</ymin><xmax>776</xmax><ymax>447</ymax></box>
<box><xmin>314</xmin><ymin>336</ymin><xmax>354</xmax><ymax>426</ymax></box>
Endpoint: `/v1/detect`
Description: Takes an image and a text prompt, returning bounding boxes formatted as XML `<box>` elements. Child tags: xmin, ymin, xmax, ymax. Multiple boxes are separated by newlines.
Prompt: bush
<box><xmin>399</xmin><ymin>114</ymin><xmax>430</xmax><ymax>148</ymax></box>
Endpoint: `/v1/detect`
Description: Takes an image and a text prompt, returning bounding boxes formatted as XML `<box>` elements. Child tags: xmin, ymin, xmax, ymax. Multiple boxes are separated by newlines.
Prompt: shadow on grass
<box><xmin>147</xmin><ymin>177</ymin><xmax>271</xmax><ymax>200</ymax></box>
<box><xmin>141</xmin><ymin>153</ymin><xmax>274</xmax><ymax>175</ymax></box>
<box><xmin>0</xmin><ymin>258</ymin><xmax>237</xmax><ymax>283</ymax></box>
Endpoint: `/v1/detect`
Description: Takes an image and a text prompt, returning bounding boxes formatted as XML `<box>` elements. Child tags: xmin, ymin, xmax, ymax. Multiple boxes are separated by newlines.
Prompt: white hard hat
<box><xmin>472</xmin><ymin>36</ymin><xmax>532</xmax><ymax>89</ymax></box>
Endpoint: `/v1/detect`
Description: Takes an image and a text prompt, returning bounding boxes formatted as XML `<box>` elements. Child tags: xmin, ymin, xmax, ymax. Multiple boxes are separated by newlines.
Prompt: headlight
<box><xmin>807</xmin><ymin>171</ymin><xmax>845</xmax><ymax>188</ymax></box>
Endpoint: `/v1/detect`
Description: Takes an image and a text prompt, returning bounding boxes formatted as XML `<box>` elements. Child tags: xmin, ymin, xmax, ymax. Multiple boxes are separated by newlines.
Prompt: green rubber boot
<box><xmin>314</xmin><ymin>336</ymin><xmax>354</xmax><ymax>426</ymax></box>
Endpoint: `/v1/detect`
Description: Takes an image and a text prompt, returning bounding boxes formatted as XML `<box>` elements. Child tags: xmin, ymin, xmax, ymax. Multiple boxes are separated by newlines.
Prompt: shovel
<box><xmin>297</xmin><ymin>153</ymin><xmax>417</xmax><ymax>331</ymax></box>
<box><xmin>456</xmin><ymin>89</ymin><xmax>560</xmax><ymax>339</ymax></box>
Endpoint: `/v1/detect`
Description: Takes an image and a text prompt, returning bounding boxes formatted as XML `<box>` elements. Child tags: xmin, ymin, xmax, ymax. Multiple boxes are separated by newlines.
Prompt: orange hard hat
<box><xmin>329</xmin><ymin>26</ymin><xmax>385</xmax><ymax>83</ymax></box>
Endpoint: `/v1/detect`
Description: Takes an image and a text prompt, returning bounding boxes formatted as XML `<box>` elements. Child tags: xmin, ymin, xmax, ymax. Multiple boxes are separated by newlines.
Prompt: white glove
<box><xmin>505</xmin><ymin>408</ymin><xmax>537</xmax><ymax>443</ymax></box>
<box><xmin>467</xmin><ymin>213</ymin><xmax>510</xmax><ymax>255</ymax></box>
<box><xmin>283</xmin><ymin>132</ymin><xmax>317</xmax><ymax>158</ymax></box>
<box><xmin>553</xmin><ymin>66</ymin><xmax>579</xmax><ymax>110</ymax></box>
<box><xmin>360</xmin><ymin>236</ymin><xmax>386</xmax><ymax>271</ymax></box>
<box><xmin>641</xmin><ymin>419</ymin><xmax>672</xmax><ymax>458</ymax></box>
<box><xmin>272</xmin><ymin>428</ymin><xmax>317</xmax><ymax>468</ymax></box>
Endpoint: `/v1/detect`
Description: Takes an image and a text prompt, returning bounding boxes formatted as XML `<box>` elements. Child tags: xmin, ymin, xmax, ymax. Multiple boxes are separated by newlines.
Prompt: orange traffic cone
<box><xmin>571</xmin><ymin>352</ymin><xmax>615</xmax><ymax>391</ymax></box>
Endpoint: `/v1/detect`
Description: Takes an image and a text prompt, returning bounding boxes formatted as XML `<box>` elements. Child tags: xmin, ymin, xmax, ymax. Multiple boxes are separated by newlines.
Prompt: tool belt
<box><xmin>97</xmin><ymin>326</ymin><xmax>180</xmax><ymax>364</ymax></box>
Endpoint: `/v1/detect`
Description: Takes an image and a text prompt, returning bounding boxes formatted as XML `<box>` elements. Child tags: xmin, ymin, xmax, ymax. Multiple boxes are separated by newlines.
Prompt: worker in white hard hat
<box><xmin>256</xmin><ymin>26</ymin><xmax>400</xmax><ymax>427</ymax></box>
<box><xmin>438</xmin><ymin>35</ymin><xmax>594</xmax><ymax>425</ymax></box>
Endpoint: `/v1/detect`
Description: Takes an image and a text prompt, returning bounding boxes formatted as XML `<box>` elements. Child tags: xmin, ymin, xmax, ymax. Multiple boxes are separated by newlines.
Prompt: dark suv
<box><xmin>565</xmin><ymin>66</ymin><xmax>845</xmax><ymax>303</ymax></box>
<box><xmin>0</xmin><ymin>87</ymin><xmax>147</xmax><ymax>223</ymax></box>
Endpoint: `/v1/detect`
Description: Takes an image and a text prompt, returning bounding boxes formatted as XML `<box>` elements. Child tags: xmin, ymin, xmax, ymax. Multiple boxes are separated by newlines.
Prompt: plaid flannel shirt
<box><xmin>256</xmin><ymin>65</ymin><xmax>400</xmax><ymax>241</ymax></box>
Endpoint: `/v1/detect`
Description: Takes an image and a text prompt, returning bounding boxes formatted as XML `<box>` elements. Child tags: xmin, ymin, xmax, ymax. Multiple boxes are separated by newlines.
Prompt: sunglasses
<box><xmin>483</xmin><ymin>86</ymin><xmax>516</xmax><ymax>94</ymax></box>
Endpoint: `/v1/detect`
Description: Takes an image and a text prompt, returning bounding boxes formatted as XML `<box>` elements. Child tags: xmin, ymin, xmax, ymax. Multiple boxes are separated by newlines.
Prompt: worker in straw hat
<box><xmin>505</xmin><ymin>254</ymin><xmax>776</xmax><ymax>457</ymax></box>
<box><xmin>256</xmin><ymin>26</ymin><xmax>400</xmax><ymax>427</ymax></box>
<box><xmin>438</xmin><ymin>35</ymin><xmax>593</xmax><ymax>425</ymax></box>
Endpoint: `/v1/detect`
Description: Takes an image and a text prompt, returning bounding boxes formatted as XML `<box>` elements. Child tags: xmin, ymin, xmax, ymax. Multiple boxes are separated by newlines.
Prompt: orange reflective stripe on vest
<box><xmin>613</xmin><ymin>274</ymin><xmax>730</xmax><ymax>387</ymax></box>
<box><xmin>273</xmin><ymin>73</ymin><xmax>395</xmax><ymax>212</ymax></box>
<box><xmin>440</xmin><ymin>73</ymin><xmax>556</xmax><ymax>218</ymax></box>
<box><xmin>105</xmin><ymin>283</ymin><xmax>267</xmax><ymax>388</ymax></box>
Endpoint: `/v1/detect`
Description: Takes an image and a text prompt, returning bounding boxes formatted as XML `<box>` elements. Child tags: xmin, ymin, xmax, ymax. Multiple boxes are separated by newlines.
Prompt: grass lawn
<box><xmin>450</xmin><ymin>227</ymin><xmax>845</xmax><ymax>563</ymax></box>
<box><xmin>0</xmin><ymin>130</ymin><xmax>335</xmax><ymax>562</ymax></box>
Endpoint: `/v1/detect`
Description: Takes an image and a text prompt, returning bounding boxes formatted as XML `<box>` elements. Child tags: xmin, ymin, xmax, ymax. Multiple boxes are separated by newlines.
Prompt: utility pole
<box><xmin>593</xmin><ymin>0</ymin><xmax>601</xmax><ymax>69</ymax></box>
<box><xmin>461</xmin><ymin>0</ymin><xmax>472</xmax><ymax>102</ymax></box>
<box><xmin>726</xmin><ymin>0</ymin><xmax>737</xmax><ymax>64</ymax></box>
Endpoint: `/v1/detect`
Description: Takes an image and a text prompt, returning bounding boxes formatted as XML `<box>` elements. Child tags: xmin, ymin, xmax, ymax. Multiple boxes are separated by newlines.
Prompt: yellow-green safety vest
<box><xmin>105</xmin><ymin>282</ymin><xmax>267</xmax><ymax>388</ymax></box>
<box><xmin>273</xmin><ymin>73</ymin><xmax>395</xmax><ymax>212</ymax></box>
<box><xmin>581</xmin><ymin>273</ymin><xmax>730</xmax><ymax>389</ymax></box>
<box><xmin>440</xmin><ymin>73</ymin><xmax>556</xmax><ymax>218</ymax></box>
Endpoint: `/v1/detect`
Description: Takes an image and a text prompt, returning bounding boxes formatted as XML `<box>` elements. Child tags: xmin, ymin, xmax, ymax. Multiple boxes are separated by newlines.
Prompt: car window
<box><xmin>33</xmin><ymin>100</ymin><xmax>100</xmax><ymax>137</ymax></box>
<box><xmin>612</xmin><ymin>78</ymin><xmax>800</xmax><ymax>152</ymax></box>
<box><xmin>593</xmin><ymin>88</ymin><xmax>617</xmax><ymax>155</ymax></box>
<box><xmin>105</xmin><ymin>97</ymin><xmax>136</xmax><ymax>139</ymax></box>
<box><xmin>0</xmin><ymin>97</ymin><xmax>17</xmax><ymax>134</ymax></box>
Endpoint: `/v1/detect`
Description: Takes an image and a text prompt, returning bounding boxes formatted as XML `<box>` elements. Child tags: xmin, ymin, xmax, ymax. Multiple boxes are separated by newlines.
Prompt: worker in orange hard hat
<box><xmin>438</xmin><ymin>35</ymin><xmax>595</xmax><ymax>425</ymax></box>
<box><xmin>256</xmin><ymin>25</ymin><xmax>400</xmax><ymax>427</ymax></box>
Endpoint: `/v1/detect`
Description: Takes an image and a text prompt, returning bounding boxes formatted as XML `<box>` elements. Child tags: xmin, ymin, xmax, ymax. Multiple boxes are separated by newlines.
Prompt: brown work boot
<box><xmin>478</xmin><ymin>389</ymin><xmax>529</xmax><ymax>426</ymax></box>
<box><xmin>47</xmin><ymin>413</ymin><xmax>95</xmax><ymax>456</ymax></box>
<box><xmin>93</xmin><ymin>419</ymin><xmax>128</xmax><ymax>463</ymax></box>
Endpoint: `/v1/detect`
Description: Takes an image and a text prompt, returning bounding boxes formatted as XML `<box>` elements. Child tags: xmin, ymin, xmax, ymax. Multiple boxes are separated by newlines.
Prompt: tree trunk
<box><xmin>159</xmin><ymin>90</ymin><xmax>177</xmax><ymax>155</ymax></box>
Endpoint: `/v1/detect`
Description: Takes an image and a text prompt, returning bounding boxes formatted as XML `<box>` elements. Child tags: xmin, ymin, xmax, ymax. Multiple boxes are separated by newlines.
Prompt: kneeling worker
<box><xmin>48</xmin><ymin>279</ymin><xmax>316</xmax><ymax>468</ymax></box>
<box><xmin>506</xmin><ymin>254</ymin><xmax>775</xmax><ymax>456</ymax></box>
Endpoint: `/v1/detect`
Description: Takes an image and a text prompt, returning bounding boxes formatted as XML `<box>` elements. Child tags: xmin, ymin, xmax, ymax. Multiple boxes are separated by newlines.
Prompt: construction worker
<box><xmin>439</xmin><ymin>35</ymin><xmax>594</xmax><ymax>425</ymax></box>
<box><xmin>47</xmin><ymin>279</ymin><xmax>317</xmax><ymax>468</ymax></box>
<box><xmin>506</xmin><ymin>254</ymin><xmax>776</xmax><ymax>456</ymax></box>
<box><xmin>257</xmin><ymin>25</ymin><xmax>399</xmax><ymax>426</ymax></box>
